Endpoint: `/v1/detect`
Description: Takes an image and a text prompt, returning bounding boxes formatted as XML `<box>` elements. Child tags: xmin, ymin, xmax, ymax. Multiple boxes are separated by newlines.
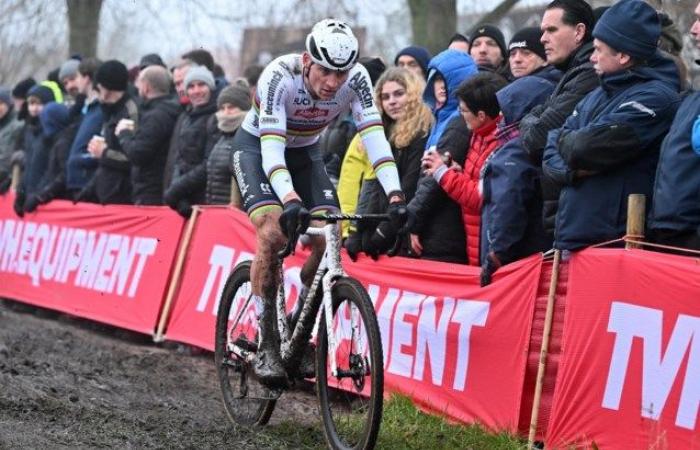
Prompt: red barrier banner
<box><xmin>0</xmin><ymin>193</ymin><xmax>184</xmax><ymax>334</ymax></box>
<box><xmin>165</xmin><ymin>207</ymin><xmax>542</xmax><ymax>432</ymax></box>
<box><xmin>546</xmin><ymin>249</ymin><xmax>700</xmax><ymax>449</ymax></box>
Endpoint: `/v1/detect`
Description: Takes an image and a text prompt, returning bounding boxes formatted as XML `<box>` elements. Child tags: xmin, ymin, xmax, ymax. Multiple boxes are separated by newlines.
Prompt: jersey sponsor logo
<box><xmin>260</xmin><ymin>117</ymin><xmax>279</xmax><ymax>125</ymax></box>
<box><xmin>260</xmin><ymin>183</ymin><xmax>272</xmax><ymax>195</ymax></box>
<box><xmin>348</xmin><ymin>71</ymin><xmax>373</xmax><ymax>108</ymax></box>
<box><xmin>265</xmin><ymin>70</ymin><xmax>284</xmax><ymax>115</ymax></box>
<box><xmin>232</xmin><ymin>152</ymin><xmax>249</xmax><ymax>197</ymax></box>
<box><xmin>293</xmin><ymin>107</ymin><xmax>329</xmax><ymax>119</ymax></box>
<box><xmin>323</xmin><ymin>189</ymin><xmax>334</xmax><ymax>200</ymax></box>
<box><xmin>279</xmin><ymin>61</ymin><xmax>294</xmax><ymax>76</ymax></box>
<box><xmin>293</xmin><ymin>97</ymin><xmax>311</xmax><ymax>106</ymax></box>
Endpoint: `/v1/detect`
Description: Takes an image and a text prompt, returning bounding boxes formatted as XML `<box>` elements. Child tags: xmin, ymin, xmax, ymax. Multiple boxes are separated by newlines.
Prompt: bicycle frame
<box><xmin>226</xmin><ymin>221</ymin><xmax>360</xmax><ymax>378</ymax></box>
<box><xmin>277</xmin><ymin>221</ymin><xmax>349</xmax><ymax>377</ymax></box>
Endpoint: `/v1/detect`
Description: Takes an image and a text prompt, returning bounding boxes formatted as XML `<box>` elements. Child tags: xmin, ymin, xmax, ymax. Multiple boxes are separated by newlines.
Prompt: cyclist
<box><xmin>231</xmin><ymin>19</ymin><xmax>410</xmax><ymax>386</ymax></box>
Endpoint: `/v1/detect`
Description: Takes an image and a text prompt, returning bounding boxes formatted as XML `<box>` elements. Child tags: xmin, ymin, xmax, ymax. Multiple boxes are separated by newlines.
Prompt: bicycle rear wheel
<box><xmin>316</xmin><ymin>277</ymin><xmax>383</xmax><ymax>450</ymax></box>
<box><xmin>214</xmin><ymin>261</ymin><xmax>277</xmax><ymax>427</ymax></box>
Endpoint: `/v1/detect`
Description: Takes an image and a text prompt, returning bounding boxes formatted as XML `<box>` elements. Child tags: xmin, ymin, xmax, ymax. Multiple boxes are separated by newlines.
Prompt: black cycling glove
<box><xmin>386</xmin><ymin>197</ymin><xmax>414</xmax><ymax>233</ymax></box>
<box><xmin>279</xmin><ymin>199</ymin><xmax>310</xmax><ymax>238</ymax></box>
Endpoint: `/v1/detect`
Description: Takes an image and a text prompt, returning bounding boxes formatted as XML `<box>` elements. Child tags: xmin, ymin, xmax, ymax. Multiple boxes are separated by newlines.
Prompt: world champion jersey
<box><xmin>241</xmin><ymin>54</ymin><xmax>402</xmax><ymax>202</ymax></box>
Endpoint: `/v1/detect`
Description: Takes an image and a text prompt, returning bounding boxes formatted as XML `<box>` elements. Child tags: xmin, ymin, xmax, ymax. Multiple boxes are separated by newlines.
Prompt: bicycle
<box><xmin>214</xmin><ymin>213</ymin><xmax>399</xmax><ymax>450</ymax></box>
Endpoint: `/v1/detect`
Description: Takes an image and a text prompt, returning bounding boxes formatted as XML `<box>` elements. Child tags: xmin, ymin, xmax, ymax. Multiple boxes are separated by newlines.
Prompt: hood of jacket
<box><xmin>39</xmin><ymin>102</ymin><xmax>70</xmax><ymax>138</ymax></box>
<box><xmin>497</xmin><ymin>75</ymin><xmax>557</xmax><ymax>125</ymax></box>
<box><xmin>423</xmin><ymin>49</ymin><xmax>478</xmax><ymax>117</ymax></box>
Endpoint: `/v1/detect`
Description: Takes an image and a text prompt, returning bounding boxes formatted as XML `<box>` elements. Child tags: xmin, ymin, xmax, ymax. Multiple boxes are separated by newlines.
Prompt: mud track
<box><xmin>0</xmin><ymin>299</ymin><xmax>324</xmax><ymax>449</ymax></box>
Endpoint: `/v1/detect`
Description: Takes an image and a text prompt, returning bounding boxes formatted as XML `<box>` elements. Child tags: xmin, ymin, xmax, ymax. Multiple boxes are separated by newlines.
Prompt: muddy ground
<box><xmin>0</xmin><ymin>299</ymin><xmax>325</xmax><ymax>449</ymax></box>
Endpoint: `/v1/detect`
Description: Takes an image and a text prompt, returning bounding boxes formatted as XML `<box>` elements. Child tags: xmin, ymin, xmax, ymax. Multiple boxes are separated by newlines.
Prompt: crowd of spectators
<box><xmin>0</xmin><ymin>0</ymin><xmax>699</xmax><ymax>284</ymax></box>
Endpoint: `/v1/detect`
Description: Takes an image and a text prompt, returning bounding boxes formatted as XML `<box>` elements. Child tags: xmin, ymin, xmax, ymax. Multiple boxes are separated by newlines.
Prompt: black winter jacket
<box><xmin>82</xmin><ymin>95</ymin><xmax>139</xmax><ymax>204</ymax></box>
<box><xmin>408</xmin><ymin>115</ymin><xmax>469</xmax><ymax>263</ymax></box>
<box><xmin>165</xmin><ymin>99</ymin><xmax>218</xmax><ymax>206</ymax></box>
<box><xmin>519</xmin><ymin>42</ymin><xmax>599</xmax><ymax>237</ymax></box>
<box><xmin>36</xmin><ymin>122</ymin><xmax>80</xmax><ymax>202</ymax></box>
<box><xmin>118</xmin><ymin>95</ymin><xmax>181</xmax><ymax>205</ymax></box>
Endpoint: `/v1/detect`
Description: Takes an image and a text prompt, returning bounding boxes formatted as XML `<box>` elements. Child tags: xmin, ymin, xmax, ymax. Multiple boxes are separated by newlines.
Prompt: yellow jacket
<box><xmin>337</xmin><ymin>134</ymin><xmax>375</xmax><ymax>237</ymax></box>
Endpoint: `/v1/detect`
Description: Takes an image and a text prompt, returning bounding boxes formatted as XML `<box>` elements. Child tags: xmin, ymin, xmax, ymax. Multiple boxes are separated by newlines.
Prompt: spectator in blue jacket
<box><xmin>423</xmin><ymin>49</ymin><xmax>478</xmax><ymax>150</ymax></box>
<box><xmin>66</xmin><ymin>58</ymin><xmax>103</xmax><ymax>196</ymax></box>
<box><xmin>543</xmin><ymin>0</ymin><xmax>681</xmax><ymax>251</ymax></box>
<box><xmin>479</xmin><ymin>75</ymin><xmax>558</xmax><ymax>285</ymax></box>
<box><xmin>648</xmin><ymin>0</ymin><xmax>700</xmax><ymax>251</ymax></box>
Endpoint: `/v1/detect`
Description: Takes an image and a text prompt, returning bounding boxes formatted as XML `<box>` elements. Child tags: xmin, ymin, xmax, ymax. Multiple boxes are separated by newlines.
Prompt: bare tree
<box><xmin>408</xmin><ymin>0</ymin><xmax>457</xmax><ymax>55</ymax></box>
<box><xmin>468</xmin><ymin>0</ymin><xmax>521</xmax><ymax>35</ymax></box>
<box><xmin>67</xmin><ymin>0</ymin><xmax>103</xmax><ymax>58</ymax></box>
<box><xmin>0</xmin><ymin>0</ymin><xmax>67</xmax><ymax>85</ymax></box>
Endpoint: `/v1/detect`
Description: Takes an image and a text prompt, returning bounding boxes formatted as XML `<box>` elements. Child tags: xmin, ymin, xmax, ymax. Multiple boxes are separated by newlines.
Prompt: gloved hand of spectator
<box><xmin>480</xmin><ymin>252</ymin><xmax>502</xmax><ymax>287</ymax></box>
<box><xmin>361</xmin><ymin>231</ymin><xmax>381</xmax><ymax>260</ymax></box>
<box><xmin>0</xmin><ymin>175</ymin><xmax>10</xmax><ymax>195</ymax></box>
<box><xmin>13</xmin><ymin>187</ymin><xmax>26</xmax><ymax>218</ymax></box>
<box><xmin>23</xmin><ymin>194</ymin><xmax>43</xmax><ymax>213</ymax></box>
<box><xmin>73</xmin><ymin>185</ymin><xmax>96</xmax><ymax>204</ymax></box>
<box><xmin>366</xmin><ymin>221</ymin><xmax>396</xmax><ymax>258</ymax></box>
<box><xmin>163</xmin><ymin>185</ymin><xmax>183</xmax><ymax>210</ymax></box>
<box><xmin>279</xmin><ymin>199</ymin><xmax>310</xmax><ymax>238</ymax></box>
<box><xmin>176</xmin><ymin>199</ymin><xmax>193</xmax><ymax>219</ymax></box>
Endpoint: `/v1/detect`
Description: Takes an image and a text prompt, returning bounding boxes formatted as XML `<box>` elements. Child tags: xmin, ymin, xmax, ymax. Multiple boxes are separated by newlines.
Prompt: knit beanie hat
<box><xmin>12</xmin><ymin>78</ymin><xmax>37</xmax><ymax>99</ymax></box>
<box><xmin>394</xmin><ymin>46</ymin><xmax>432</xmax><ymax>78</ymax></box>
<box><xmin>39</xmin><ymin>102</ymin><xmax>70</xmax><ymax>137</ymax></box>
<box><xmin>95</xmin><ymin>59</ymin><xmax>129</xmax><ymax>91</ymax></box>
<box><xmin>359</xmin><ymin>56</ymin><xmax>387</xmax><ymax>86</ymax></box>
<box><xmin>0</xmin><ymin>88</ymin><xmax>11</xmax><ymax>108</ymax></box>
<box><xmin>58</xmin><ymin>59</ymin><xmax>81</xmax><ymax>81</ymax></box>
<box><xmin>593</xmin><ymin>0</ymin><xmax>660</xmax><ymax>61</ymax></box>
<box><xmin>139</xmin><ymin>53</ymin><xmax>166</xmax><ymax>70</ymax></box>
<box><xmin>469</xmin><ymin>24</ymin><xmax>507</xmax><ymax>60</ymax></box>
<box><xmin>26</xmin><ymin>85</ymin><xmax>55</xmax><ymax>104</ymax></box>
<box><xmin>508</xmin><ymin>27</ymin><xmax>546</xmax><ymax>61</ymax></box>
<box><xmin>184</xmin><ymin>65</ymin><xmax>215</xmax><ymax>91</ymax></box>
<box><xmin>217</xmin><ymin>84</ymin><xmax>251</xmax><ymax>110</ymax></box>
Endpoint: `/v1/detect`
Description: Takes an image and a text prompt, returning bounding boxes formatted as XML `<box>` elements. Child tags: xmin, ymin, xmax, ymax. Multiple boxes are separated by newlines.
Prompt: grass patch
<box><xmin>377</xmin><ymin>395</ymin><xmax>525</xmax><ymax>450</ymax></box>
<box><xmin>264</xmin><ymin>394</ymin><xmax>526</xmax><ymax>449</ymax></box>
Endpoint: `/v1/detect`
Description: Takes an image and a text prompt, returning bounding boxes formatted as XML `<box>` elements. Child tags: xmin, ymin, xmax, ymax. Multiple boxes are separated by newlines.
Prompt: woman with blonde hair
<box><xmin>340</xmin><ymin>66</ymin><xmax>433</xmax><ymax>259</ymax></box>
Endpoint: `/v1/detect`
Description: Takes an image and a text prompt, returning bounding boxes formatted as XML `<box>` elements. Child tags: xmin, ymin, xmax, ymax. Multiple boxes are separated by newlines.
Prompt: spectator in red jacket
<box><xmin>422</xmin><ymin>73</ymin><xmax>507</xmax><ymax>265</ymax></box>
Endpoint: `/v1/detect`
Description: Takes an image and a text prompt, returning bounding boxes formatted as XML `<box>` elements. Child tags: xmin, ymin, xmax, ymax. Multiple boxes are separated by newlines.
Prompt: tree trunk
<box><xmin>408</xmin><ymin>0</ymin><xmax>457</xmax><ymax>56</ymax></box>
<box><xmin>66</xmin><ymin>0</ymin><xmax>103</xmax><ymax>58</ymax></box>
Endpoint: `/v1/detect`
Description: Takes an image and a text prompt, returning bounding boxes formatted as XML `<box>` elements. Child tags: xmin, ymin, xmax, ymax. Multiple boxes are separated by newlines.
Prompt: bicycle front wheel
<box><xmin>214</xmin><ymin>261</ymin><xmax>276</xmax><ymax>427</ymax></box>
<box><xmin>316</xmin><ymin>277</ymin><xmax>384</xmax><ymax>450</ymax></box>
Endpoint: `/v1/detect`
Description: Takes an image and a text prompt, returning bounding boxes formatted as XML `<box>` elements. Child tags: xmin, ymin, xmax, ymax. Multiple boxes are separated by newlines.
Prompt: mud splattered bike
<box><xmin>215</xmin><ymin>213</ymin><xmax>399</xmax><ymax>450</ymax></box>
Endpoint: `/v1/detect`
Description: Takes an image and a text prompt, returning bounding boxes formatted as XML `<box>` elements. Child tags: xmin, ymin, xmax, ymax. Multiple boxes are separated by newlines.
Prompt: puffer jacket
<box><xmin>206</xmin><ymin>111</ymin><xmax>245</xmax><ymax>205</ymax></box>
<box><xmin>436</xmin><ymin>117</ymin><xmax>500</xmax><ymax>265</ymax></box>
<box><xmin>543</xmin><ymin>51</ymin><xmax>681</xmax><ymax>250</ymax></box>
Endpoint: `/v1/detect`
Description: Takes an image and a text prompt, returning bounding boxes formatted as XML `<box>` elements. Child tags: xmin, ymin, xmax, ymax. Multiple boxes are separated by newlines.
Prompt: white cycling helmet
<box><xmin>305</xmin><ymin>19</ymin><xmax>359</xmax><ymax>71</ymax></box>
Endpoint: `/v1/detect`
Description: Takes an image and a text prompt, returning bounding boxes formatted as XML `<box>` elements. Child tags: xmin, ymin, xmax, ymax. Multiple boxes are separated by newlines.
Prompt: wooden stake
<box><xmin>10</xmin><ymin>164</ymin><xmax>21</xmax><ymax>192</ymax></box>
<box><xmin>626</xmin><ymin>194</ymin><xmax>646</xmax><ymax>249</ymax></box>
<box><xmin>528</xmin><ymin>249</ymin><xmax>562</xmax><ymax>448</ymax></box>
<box><xmin>229</xmin><ymin>176</ymin><xmax>242</xmax><ymax>208</ymax></box>
<box><xmin>154</xmin><ymin>206</ymin><xmax>201</xmax><ymax>342</ymax></box>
